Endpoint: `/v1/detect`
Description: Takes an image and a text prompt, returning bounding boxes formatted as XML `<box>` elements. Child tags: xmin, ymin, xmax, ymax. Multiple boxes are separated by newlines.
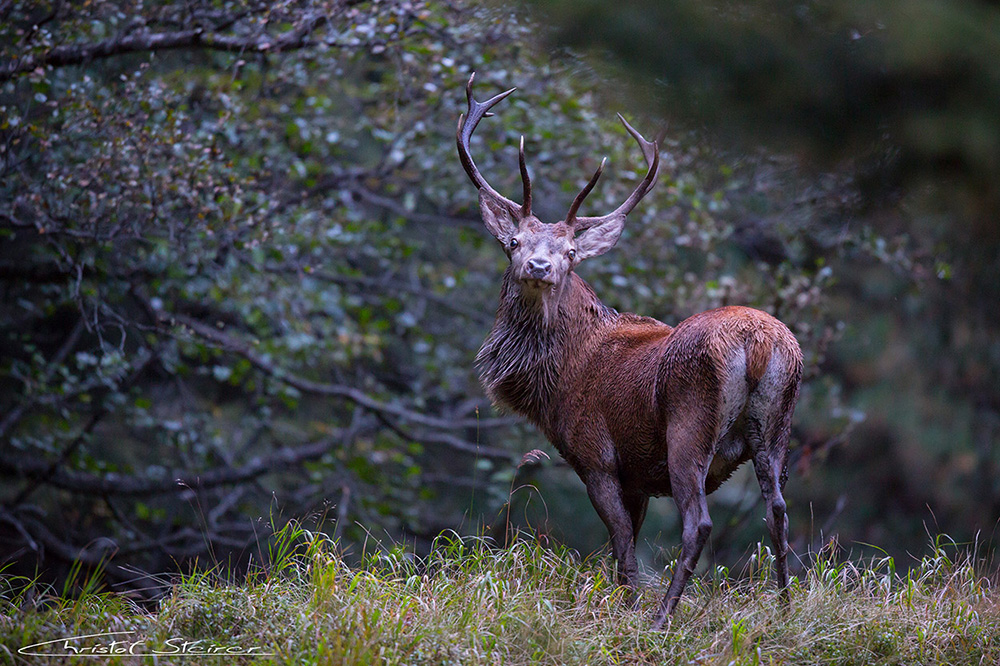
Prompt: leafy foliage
<box><xmin>0</xmin><ymin>0</ymin><xmax>979</xmax><ymax>597</ymax></box>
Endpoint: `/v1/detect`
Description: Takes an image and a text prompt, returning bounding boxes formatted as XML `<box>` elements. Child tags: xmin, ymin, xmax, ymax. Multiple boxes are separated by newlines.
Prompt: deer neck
<box><xmin>477</xmin><ymin>268</ymin><xmax>614</xmax><ymax>436</ymax></box>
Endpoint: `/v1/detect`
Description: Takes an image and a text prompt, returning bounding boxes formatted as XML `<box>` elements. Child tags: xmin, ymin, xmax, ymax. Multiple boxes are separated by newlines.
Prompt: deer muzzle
<box><xmin>525</xmin><ymin>257</ymin><xmax>552</xmax><ymax>280</ymax></box>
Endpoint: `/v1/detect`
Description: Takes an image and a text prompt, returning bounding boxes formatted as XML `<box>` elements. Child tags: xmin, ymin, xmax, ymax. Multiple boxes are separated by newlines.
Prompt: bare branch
<box><xmin>163</xmin><ymin>310</ymin><xmax>516</xmax><ymax>431</ymax></box>
<box><xmin>273</xmin><ymin>263</ymin><xmax>492</xmax><ymax>325</ymax></box>
<box><xmin>0</xmin><ymin>433</ymin><xmax>348</xmax><ymax>497</ymax></box>
<box><xmin>0</xmin><ymin>507</ymin><xmax>148</xmax><ymax>595</ymax></box>
<box><xmin>375</xmin><ymin>416</ymin><xmax>521</xmax><ymax>462</ymax></box>
<box><xmin>349</xmin><ymin>185</ymin><xmax>481</xmax><ymax>230</ymax></box>
<box><xmin>6</xmin><ymin>346</ymin><xmax>157</xmax><ymax>507</ymax></box>
<box><xmin>0</xmin><ymin>11</ymin><xmax>330</xmax><ymax>83</ymax></box>
<box><xmin>0</xmin><ymin>318</ymin><xmax>84</xmax><ymax>442</ymax></box>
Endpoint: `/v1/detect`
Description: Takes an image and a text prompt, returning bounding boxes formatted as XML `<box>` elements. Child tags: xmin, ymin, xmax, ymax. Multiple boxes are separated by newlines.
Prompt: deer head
<box><xmin>456</xmin><ymin>74</ymin><xmax>660</xmax><ymax>297</ymax></box>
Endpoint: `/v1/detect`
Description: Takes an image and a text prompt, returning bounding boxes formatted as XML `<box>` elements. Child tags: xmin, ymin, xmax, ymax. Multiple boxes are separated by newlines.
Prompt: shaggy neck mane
<box><xmin>477</xmin><ymin>269</ymin><xmax>615</xmax><ymax>435</ymax></box>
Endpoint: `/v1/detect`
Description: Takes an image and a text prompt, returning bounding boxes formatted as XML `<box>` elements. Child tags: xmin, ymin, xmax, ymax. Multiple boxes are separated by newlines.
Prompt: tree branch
<box><xmin>0</xmin><ymin>11</ymin><xmax>330</xmax><ymax>83</ymax></box>
<box><xmin>376</xmin><ymin>416</ymin><xmax>521</xmax><ymax>462</ymax></box>
<box><xmin>0</xmin><ymin>432</ymin><xmax>348</xmax><ymax>497</ymax></box>
<box><xmin>0</xmin><ymin>318</ymin><xmax>84</xmax><ymax>442</ymax></box>
<box><xmin>0</xmin><ymin>507</ymin><xmax>147</xmax><ymax>595</ymax></box>
<box><xmin>162</xmin><ymin>309</ymin><xmax>516</xmax><ymax>431</ymax></box>
<box><xmin>6</xmin><ymin>346</ymin><xmax>157</xmax><ymax>507</ymax></box>
<box><xmin>349</xmin><ymin>184</ymin><xmax>482</xmax><ymax>230</ymax></box>
<box><xmin>273</xmin><ymin>262</ymin><xmax>492</xmax><ymax>325</ymax></box>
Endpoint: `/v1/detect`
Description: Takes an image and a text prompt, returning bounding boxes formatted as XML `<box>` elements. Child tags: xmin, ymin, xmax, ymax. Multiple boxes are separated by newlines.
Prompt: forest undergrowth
<box><xmin>1</xmin><ymin>521</ymin><xmax>998</xmax><ymax>665</ymax></box>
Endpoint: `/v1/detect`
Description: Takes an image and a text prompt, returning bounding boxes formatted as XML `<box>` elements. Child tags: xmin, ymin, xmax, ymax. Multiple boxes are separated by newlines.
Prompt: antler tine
<box><xmin>456</xmin><ymin>73</ymin><xmax>530</xmax><ymax>217</ymax></box>
<box><xmin>614</xmin><ymin>113</ymin><xmax>660</xmax><ymax>203</ymax></box>
<box><xmin>518</xmin><ymin>136</ymin><xmax>531</xmax><ymax>216</ymax></box>
<box><xmin>573</xmin><ymin>114</ymin><xmax>660</xmax><ymax>232</ymax></box>
<box><xmin>565</xmin><ymin>157</ymin><xmax>606</xmax><ymax>224</ymax></box>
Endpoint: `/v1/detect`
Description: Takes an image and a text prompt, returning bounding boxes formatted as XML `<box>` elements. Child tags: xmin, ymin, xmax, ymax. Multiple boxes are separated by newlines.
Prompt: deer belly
<box><xmin>614</xmin><ymin>429</ymin><xmax>674</xmax><ymax>496</ymax></box>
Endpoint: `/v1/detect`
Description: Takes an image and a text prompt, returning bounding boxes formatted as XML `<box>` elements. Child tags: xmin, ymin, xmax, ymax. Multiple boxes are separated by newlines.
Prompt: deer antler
<box><xmin>567</xmin><ymin>114</ymin><xmax>660</xmax><ymax>230</ymax></box>
<box><xmin>456</xmin><ymin>73</ymin><xmax>532</xmax><ymax>218</ymax></box>
<box><xmin>565</xmin><ymin>157</ymin><xmax>606</xmax><ymax>223</ymax></box>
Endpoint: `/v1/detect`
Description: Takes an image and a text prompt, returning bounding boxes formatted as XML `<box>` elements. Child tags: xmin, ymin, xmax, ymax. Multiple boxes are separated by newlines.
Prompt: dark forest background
<box><xmin>1</xmin><ymin>0</ymin><xmax>998</xmax><ymax>600</ymax></box>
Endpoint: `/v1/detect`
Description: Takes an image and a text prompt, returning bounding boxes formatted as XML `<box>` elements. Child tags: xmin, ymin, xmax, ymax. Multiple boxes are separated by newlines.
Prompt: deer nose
<box><xmin>526</xmin><ymin>257</ymin><xmax>551</xmax><ymax>279</ymax></box>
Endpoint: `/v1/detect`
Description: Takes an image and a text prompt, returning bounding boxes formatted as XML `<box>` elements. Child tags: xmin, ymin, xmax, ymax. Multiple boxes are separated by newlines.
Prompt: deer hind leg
<box><xmin>583</xmin><ymin>471</ymin><xmax>639</xmax><ymax>592</ymax></box>
<box><xmin>748</xmin><ymin>370</ymin><xmax>798</xmax><ymax>604</ymax></box>
<box><xmin>652</xmin><ymin>444</ymin><xmax>712</xmax><ymax>629</ymax></box>
<box><xmin>749</xmin><ymin>417</ymin><xmax>790</xmax><ymax>602</ymax></box>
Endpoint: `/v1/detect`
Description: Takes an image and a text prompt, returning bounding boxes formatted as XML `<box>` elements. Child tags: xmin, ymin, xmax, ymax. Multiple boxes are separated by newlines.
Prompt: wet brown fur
<box><xmin>479</xmin><ymin>270</ymin><xmax>802</xmax><ymax>492</ymax></box>
<box><xmin>477</xmin><ymin>264</ymin><xmax>802</xmax><ymax>626</ymax></box>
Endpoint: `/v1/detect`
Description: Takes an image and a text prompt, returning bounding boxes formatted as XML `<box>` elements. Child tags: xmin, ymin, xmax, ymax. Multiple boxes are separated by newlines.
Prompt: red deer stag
<box><xmin>457</xmin><ymin>74</ymin><xmax>803</xmax><ymax>627</ymax></box>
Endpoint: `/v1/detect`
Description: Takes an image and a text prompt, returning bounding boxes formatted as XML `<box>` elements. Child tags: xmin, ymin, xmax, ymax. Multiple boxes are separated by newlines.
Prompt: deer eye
<box><xmin>567</xmin><ymin>249</ymin><xmax>577</xmax><ymax>260</ymax></box>
<box><xmin>509</xmin><ymin>238</ymin><xmax>519</xmax><ymax>249</ymax></box>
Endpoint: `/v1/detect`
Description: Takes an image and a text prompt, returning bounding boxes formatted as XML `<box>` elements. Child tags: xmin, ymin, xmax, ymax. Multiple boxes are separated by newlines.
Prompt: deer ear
<box><xmin>478</xmin><ymin>189</ymin><xmax>520</xmax><ymax>242</ymax></box>
<box><xmin>574</xmin><ymin>214</ymin><xmax>626</xmax><ymax>259</ymax></box>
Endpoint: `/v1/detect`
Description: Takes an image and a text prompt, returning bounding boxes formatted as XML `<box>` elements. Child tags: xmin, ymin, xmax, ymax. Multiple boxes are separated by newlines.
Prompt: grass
<box><xmin>1</xmin><ymin>526</ymin><xmax>998</xmax><ymax>665</ymax></box>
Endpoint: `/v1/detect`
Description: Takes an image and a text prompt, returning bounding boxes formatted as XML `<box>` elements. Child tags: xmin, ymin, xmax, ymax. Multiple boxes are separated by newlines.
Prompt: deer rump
<box><xmin>458</xmin><ymin>74</ymin><xmax>803</xmax><ymax>627</ymax></box>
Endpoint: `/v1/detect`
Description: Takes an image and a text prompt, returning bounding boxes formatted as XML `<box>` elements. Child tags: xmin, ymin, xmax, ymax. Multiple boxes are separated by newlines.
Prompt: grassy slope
<box><xmin>1</xmin><ymin>529</ymin><xmax>998</xmax><ymax>665</ymax></box>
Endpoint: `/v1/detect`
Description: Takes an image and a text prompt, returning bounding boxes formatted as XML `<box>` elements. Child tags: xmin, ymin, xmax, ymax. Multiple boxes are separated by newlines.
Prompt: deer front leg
<box><xmin>583</xmin><ymin>471</ymin><xmax>639</xmax><ymax>592</ymax></box>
